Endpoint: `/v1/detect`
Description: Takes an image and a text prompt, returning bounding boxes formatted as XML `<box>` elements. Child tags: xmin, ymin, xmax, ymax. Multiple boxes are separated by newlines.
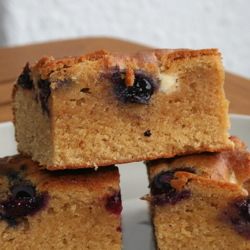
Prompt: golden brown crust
<box><xmin>0</xmin><ymin>155</ymin><xmax>119</xmax><ymax>194</ymax></box>
<box><xmin>31</xmin><ymin>48</ymin><xmax>220</xmax><ymax>80</ymax></box>
<box><xmin>154</xmin><ymin>48</ymin><xmax>219</xmax><ymax>60</ymax></box>
<box><xmin>146</xmin><ymin>137</ymin><xmax>250</xmax><ymax>206</ymax></box>
<box><xmin>147</xmin><ymin>152</ymin><xmax>231</xmax><ymax>183</ymax></box>
<box><xmin>172</xmin><ymin>171</ymin><xmax>247</xmax><ymax>194</ymax></box>
<box><xmin>147</xmin><ymin>137</ymin><xmax>250</xmax><ymax>187</ymax></box>
<box><xmin>143</xmin><ymin>170</ymin><xmax>247</xmax><ymax>204</ymax></box>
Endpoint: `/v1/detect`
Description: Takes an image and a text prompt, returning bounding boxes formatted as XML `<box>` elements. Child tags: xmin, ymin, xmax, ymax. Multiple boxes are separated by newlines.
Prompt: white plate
<box><xmin>0</xmin><ymin>114</ymin><xmax>250</xmax><ymax>250</ymax></box>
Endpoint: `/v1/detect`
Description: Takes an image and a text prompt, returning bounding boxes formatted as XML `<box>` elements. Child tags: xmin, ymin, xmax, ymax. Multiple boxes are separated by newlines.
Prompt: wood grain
<box><xmin>0</xmin><ymin>37</ymin><xmax>149</xmax><ymax>83</ymax></box>
<box><xmin>224</xmin><ymin>72</ymin><xmax>250</xmax><ymax>115</ymax></box>
<box><xmin>0</xmin><ymin>37</ymin><xmax>249</xmax><ymax>122</ymax></box>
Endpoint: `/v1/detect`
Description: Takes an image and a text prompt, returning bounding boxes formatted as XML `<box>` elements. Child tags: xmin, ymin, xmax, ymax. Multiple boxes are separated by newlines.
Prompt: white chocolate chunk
<box><xmin>159</xmin><ymin>73</ymin><xmax>179</xmax><ymax>93</ymax></box>
<box><xmin>229</xmin><ymin>171</ymin><xmax>238</xmax><ymax>184</ymax></box>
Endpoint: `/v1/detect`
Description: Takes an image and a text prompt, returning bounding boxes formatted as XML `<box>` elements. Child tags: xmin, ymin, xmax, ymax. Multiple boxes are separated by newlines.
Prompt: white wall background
<box><xmin>0</xmin><ymin>0</ymin><xmax>250</xmax><ymax>78</ymax></box>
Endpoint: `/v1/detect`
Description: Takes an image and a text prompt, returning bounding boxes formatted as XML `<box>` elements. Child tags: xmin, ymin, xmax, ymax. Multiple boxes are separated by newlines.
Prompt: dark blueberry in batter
<box><xmin>17</xmin><ymin>63</ymin><xmax>33</xmax><ymax>89</ymax></box>
<box><xmin>144</xmin><ymin>130</ymin><xmax>152</xmax><ymax>137</ymax></box>
<box><xmin>11</xmin><ymin>184</ymin><xmax>36</xmax><ymax>199</ymax></box>
<box><xmin>38</xmin><ymin>79</ymin><xmax>51</xmax><ymax>115</ymax></box>
<box><xmin>1</xmin><ymin>195</ymin><xmax>45</xmax><ymax>218</ymax></box>
<box><xmin>150</xmin><ymin>167</ymin><xmax>195</xmax><ymax>196</ymax></box>
<box><xmin>0</xmin><ymin>214</ymin><xmax>17</xmax><ymax>227</ymax></box>
<box><xmin>228</xmin><ymin>197</ymin><xmax>250</xmax><ymax>238</ymax></box>
<box><xmin>0</xmin><ymin>184</ymin><xmax>47</xmax><ymax>226</ymax></box>
<box><xmin>111</xmin><ymin>69</ymin><xmax>156</xmax><ymax>104</ymax></box>
<box><xmin>150</xmin><ymin>168</ymin><xmax>195</xmax><ymax>206</ymax></box>
<box><xmin>105</xmin><ymin>191</ymin><xmax>122</xmax><ymax>215</ymax></box>
<box><xmin>150</xmin><ymin>171</ymin><xmax>175</xmax><ymax>196</ymax></box>
<box><xmin>234</xmin><ymin>197</ymin><xmax>250</xmax><ymax>221</ymax></box>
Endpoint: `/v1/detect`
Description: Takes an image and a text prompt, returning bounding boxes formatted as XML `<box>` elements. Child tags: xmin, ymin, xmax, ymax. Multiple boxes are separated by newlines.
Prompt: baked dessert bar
<box><xmin>13</xmin><ymin>49</ymin><xmax>232</xmax><ymax>170</ymax></box>
<box><xmin>145</xmin><ymin>137</ymin><xmax>250</xmax><ymax>249</ymax></box>
<box><xmin>0</xmin><ymin>155</ymin><xmax>122</xmax><ymax>250</ymax></box>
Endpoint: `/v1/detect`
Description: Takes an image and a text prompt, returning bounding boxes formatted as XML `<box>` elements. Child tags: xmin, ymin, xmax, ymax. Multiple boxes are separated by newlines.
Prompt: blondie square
<box><xmin>13</xmin><ymin>49</ymin><xmax>232</xmax><ymax>169</ymax></box>
<box><xmin>145</xmin><ymin>137</ymin><xmax>250</xmax><ymax>249</ymax></box>
<box><xmin>0</xmin><ymin>155</ymin><xmax>122</xmax><ymax>249</ymax></box>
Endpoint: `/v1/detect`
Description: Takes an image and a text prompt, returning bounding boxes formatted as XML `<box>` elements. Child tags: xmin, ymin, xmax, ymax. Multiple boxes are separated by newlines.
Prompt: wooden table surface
<box><xmin>0</xmin><ymin>37</ymin><xmax>249</xmax><ymax>122</ymax></box>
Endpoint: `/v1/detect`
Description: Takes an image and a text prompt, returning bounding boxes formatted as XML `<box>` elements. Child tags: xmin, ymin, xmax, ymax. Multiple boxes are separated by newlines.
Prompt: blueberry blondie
<box><xmin>0</xmin><ymin>155</ymin><xmax>122</xmax><ymax>249</ymax></box>
<box><xmin>145</xmin><ymin>137</ymin><xmax>250</xmax><ymax>249</ymax></box>
<box><xmin>13</xmin><ymin>49</ymin><xmax>232</xmax><ymax>170</ymax></box>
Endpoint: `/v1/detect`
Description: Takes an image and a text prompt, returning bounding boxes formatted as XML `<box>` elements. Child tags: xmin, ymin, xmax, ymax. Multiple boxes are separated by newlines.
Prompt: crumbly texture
<box><xmin>0</xmin><ymin>155</ymin><xmax>122</xmax><ymax>250</ymax></box>
<box><xmin>13</xmin><ymin>49</ymin><xmax>232</xmax><ymax>170</ymax></box>
<box><xmin>146</xmin><ymin>137</ymin><xmax>250</xmax><ymax>250</ymax></box>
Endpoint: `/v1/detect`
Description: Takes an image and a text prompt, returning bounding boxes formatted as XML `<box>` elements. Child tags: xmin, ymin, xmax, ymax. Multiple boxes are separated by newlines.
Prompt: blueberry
<box><xmin>1</xmin><ymin>195</ymin><xmax>44</xmax><ymax>218</ymax></box>
<box><xmin>111</xmin><ymin>68</ymin><xmax>156</xmax><ymax>104</ymax></box>
<box><xmin>234</xmin><ymin>197</ymin><xmax>250</xmax><ymax>222</ymax></box>
<box><xmin>150</xmin><ymin>167</ymin><xmax>195</xmax><ymax>196</ymax></box>
<box><xmin>37</xmin><ymin>79</ymin><xmax>51</xmax><ymax>115</ymax></box>
<box><xmin>105</xmin><ymin>191</ymin><xmax>122</xmax><ymax>215</ymax></box>
<box><xmin>11</xmin><ymin>184</ymin><xmax>36</xmax><ymax>199</ymax></box>
<box><xmin>17</xmin><ymin>63</ymin><xmax>33</xmax><ymax>89</ymax></box>
<box><xmin>228</xmin><ymin>197</ymin><xmax>250</xmax><ymax>238</ymax></box>
<box><xmin>0</xmin><ymin>183</ymin><xmax>47</xmax><ymax>226</ymax></box>
<box><xmin>150</xmin><ymin>168</ymin><xmax>194</xmax><ymax>206</ymax></box>
<box><xmin>150</xmin><ymin>171</ymin><xmax>175</xmax><ymax>196</ymax></box>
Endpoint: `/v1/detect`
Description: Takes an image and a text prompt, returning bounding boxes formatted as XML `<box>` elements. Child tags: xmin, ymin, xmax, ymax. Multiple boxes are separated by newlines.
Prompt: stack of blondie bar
<box><xmin>0</xmin><ymin>49</ymin><xmax>249</xmax><ymax>249</ymax></box>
